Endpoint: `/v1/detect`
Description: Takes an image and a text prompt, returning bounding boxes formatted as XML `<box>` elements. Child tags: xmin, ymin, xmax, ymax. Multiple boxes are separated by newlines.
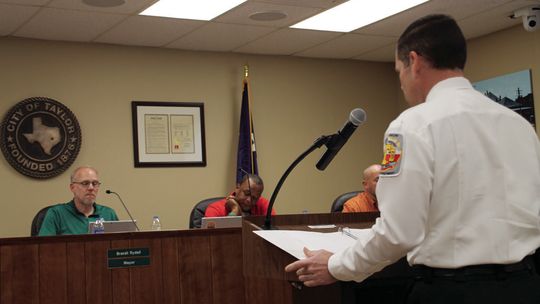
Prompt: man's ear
<box><xmin>408</xmin><ymin>51</ymin><xmax>421</xmax><ymax>74</ymax></box>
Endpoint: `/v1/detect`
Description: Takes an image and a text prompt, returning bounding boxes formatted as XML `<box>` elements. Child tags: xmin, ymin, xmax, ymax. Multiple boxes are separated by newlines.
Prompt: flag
<box><xmin>236</xmin><ymin>76</ymin><xmax>259</xmax><ymax>184</ymax></box>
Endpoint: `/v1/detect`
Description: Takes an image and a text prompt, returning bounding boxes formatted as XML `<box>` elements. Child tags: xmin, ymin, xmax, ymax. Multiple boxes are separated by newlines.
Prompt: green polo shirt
<box><xmin>38</xmin><ymin>200</ymin><xmax>119</xmax><ymax>236</ymax></box>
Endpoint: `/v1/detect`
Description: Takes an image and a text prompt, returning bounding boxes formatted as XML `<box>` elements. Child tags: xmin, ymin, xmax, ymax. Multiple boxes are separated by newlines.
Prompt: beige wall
<box><xmin>466</xmin><ymin>25</ymin><xmax>540</xmax><ymax>135</ymax></box>
<box><xmin>0</xmin><ymin>37</ymin><xmax>399</xmax><ymax>237</ymax></box>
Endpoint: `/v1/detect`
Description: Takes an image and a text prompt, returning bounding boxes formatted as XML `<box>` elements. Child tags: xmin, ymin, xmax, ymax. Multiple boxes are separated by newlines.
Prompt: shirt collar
<box><xmin>426</xmin><ymin>76</ymin><xmax>472</xmax><ymax>104</ymax></box>
<box><xmin>68</xmin><ymin>200</ymin><xmax>100</xmax><ymax>218</ymax></box>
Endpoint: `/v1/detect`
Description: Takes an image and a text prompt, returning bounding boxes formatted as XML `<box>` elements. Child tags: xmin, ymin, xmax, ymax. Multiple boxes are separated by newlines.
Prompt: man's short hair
<box><xmin>70</xmin><ymin>166</ymin><xmax>98</xmax><ymax>182</ymax></box>
<box><xmin>240</xmin><ymin>173</ymin><xmax>263</xmax><ymax>187</ymax></box>
<box><xmin>397</xmin><ymin>14</ymin><xmax>466</xmax><ymax>70</ymax></box>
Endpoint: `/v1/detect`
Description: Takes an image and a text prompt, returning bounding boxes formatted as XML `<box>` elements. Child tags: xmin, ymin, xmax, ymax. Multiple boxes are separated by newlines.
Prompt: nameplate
<box><xmin>108</xmin><ymin>247</ymin><xmax>150</xmax><ymax>269</ymax></box>
<box><xmin>108</xmin><ymin>257</ymin><xmax>150</xmax><ymax>268</ymax></box>
<box><xmin>108</xmin><ymin>248</ymin><xmax>149</xmax><ymax>258</ymax></box>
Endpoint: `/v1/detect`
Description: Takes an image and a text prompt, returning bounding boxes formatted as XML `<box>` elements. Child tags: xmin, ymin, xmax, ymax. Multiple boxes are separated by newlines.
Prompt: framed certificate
<box><xmin>131</xmin><ymin>101</ymin><xmax>206</xmax><ymax>167</ymax></box>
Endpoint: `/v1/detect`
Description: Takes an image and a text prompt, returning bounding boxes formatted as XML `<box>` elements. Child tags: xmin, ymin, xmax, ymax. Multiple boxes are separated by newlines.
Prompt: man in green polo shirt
<box><xmin>38</xmin><ymin>166</ymin><xmax>118</xmax><ymax>236</ymax></box>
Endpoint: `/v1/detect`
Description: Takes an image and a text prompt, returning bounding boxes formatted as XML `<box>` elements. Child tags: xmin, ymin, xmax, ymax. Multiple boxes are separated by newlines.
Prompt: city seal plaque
<box><xmin>0</xmin><ymin>97</ymin><xmax>82</xmax><ymax>179</ymax></box>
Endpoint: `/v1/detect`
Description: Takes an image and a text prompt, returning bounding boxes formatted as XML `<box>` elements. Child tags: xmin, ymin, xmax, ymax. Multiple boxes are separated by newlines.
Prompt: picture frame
<box><xmin>131</xmin><ymin>101</ymin><xmax>206</xmax><ymax>167</ymax></box>
<box><xmin>473</xmin><ymin>69</ymin><xmax>536</xmax><ymax>129</ymax></box>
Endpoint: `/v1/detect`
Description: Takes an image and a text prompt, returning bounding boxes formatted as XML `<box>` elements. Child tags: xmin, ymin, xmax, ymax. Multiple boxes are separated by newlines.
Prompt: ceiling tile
<box><xmin>251</xmin><ymin>0</ymin><xmax>347</xmax><ymax>9</ymax></box>
<box><xmin>14</xmin><ymin>7</ymin><xmax>126</xmax><ymax>42</ymax></box>
<box><xmin>297</xmin><ymin>33</ymin><xmax>396</xmax><ymax>59</ymax></box>
<box><xmin>167</xmin><ymin>22</ymin><xmax>275</xmax><ymax>52</ymax></box>
<box><xmin>48</xmin><ymin>0</ymin><xmax>155</xmax><ymax>14</ymax></box>
<box><xmin>0</xmin><ymin>0</ymin><xmax>48</xmax><ymax>5</ymax></box>
<box><xmin>234</xmin><ymin>28</ymin><xmax>340</xmax><ymax>55</ymax></box>
<box><xmin>0</xmin><ymin>4</ymin><xmax>40</xmax><ymax>36</ymax></box>
<box><xmin>214</xmin><ymin>1</ymin><xmax>322</xmax><ymax>27</ymax></box>
<box><xmin>353</xmin><ymin>44</ymin><xmax>396</xmax><ymax>62</ymax></box>
<box><xmin>353</xmin><ymin>0</ymin><xmax>516</xmax><ymax>37</ymax></box>
<box><xmin>457</xmin><ymin>0</ymin><xmax>536</xmax><ymax>39</ymax></box>
<box><xmin>1</xmin><ymin>0</ymin><xmax>536</xmax><ymax>62</ymax></box>
<box><xmin>96</xmin><ymin>15</ymin><xmax>204</xmax><ymax>47</ymax></box>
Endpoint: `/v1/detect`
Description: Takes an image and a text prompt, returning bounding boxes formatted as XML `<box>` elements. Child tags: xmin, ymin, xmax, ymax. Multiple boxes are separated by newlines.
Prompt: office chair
<box><xmin>189</xmin><ymin>197</ymin><xmax>225</xmax><ymax>228</ymax></box>
<box><xmin>330</xmin><ymin>191</ymin><xmax>362</xmax><ymax>212</ymax></box>
<box><xmin>30</xmin><ymin>205</ymin><xmax>57</xmax><ymax>236</ymax></box>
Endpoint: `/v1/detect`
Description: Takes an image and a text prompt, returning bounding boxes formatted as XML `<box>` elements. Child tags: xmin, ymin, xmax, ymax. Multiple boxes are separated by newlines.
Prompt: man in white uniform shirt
<box><xmin>285</xmin><ymin>14</ymin><xmax>540</xmax><ymax>303</ymax></box>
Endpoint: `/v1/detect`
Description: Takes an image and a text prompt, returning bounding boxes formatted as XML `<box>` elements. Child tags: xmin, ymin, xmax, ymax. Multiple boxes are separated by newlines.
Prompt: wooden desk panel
<box><xmin>0</xmin><ymin>229</ymin><xmax>243</xmax><ymax>304</ymax></box>
<box><xmin>0</xmin><ymin>213</ymin><xmax>410</xmax><ymax>304</ymax></box>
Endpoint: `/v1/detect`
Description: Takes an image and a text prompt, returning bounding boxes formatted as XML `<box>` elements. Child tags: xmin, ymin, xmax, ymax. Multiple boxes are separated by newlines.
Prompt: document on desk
<box><xmin>253</xmin><ymin>229</ymin><xmax>371</xmax><ymax>260</ymax></box>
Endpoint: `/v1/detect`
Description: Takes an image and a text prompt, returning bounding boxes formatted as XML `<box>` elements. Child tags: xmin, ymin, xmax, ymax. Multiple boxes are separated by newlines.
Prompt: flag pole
<box><xmin>244</xmin><ymin>65</ymin><xmax>249</xmax><ymax>82</ymax></box>
<box><xmin>243</xmin><ymin>65</ymin><xmax>255</xmax><ymax>175</ymax></box>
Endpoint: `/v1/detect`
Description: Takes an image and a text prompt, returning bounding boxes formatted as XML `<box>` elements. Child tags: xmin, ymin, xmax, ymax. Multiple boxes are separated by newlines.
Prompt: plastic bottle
<box><xmin>94</xmin><ymin>218</ymin><xmax>105</xmax><ymax>234</ymax></box>
<box><xmin>151</xmin><ymin>216</ymin><xmax>161</xmax><ymax>231</ymax></box>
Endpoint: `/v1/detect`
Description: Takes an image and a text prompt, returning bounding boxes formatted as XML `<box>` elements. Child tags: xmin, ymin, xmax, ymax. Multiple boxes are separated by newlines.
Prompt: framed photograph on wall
<box><xmin>473</xmin><ymin>69</ymin><xmax>536</xmax><ymax>129</ymax></box>
<box><xmin>131</xmin><ymin>101</ymin><xmax>206</xmax><ymax>167</ymax></box>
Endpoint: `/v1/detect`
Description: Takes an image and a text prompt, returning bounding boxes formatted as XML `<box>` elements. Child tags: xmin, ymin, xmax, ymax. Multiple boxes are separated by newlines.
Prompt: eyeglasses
<box><xmin>72</xmin><ymin>180</ymin><xmax>101</xmax><ymax>188</ymax></box>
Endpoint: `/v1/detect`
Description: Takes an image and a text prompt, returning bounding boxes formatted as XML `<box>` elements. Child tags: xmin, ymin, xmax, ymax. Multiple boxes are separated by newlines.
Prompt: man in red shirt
<box><xmin>205</xmin><ymin>174</ymin><xmax>275</xmax><ymax>217</ymax></box>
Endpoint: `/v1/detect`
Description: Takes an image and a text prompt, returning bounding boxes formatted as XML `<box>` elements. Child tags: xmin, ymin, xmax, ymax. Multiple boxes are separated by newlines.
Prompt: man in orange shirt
<box><xmin>342</xmin><ymin>164</ymin><xmax>381</xmax><ymax>212</ymax></box>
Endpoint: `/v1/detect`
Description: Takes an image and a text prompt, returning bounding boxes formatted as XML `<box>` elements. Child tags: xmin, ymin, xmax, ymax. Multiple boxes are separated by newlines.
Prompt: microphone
<box><xmin>316</xmin><ymin>108</ymin><xmax>366</xmax><ymax>171</ymax></box>
<box><xmin>106</xmin><ymin>190</ymin><xmax>140</xmax><ymax>231</ymax></box>
<box><xmin>263</xmin><ymin>108</ymin><xmax>366</xmax><ymax>229</ymax></box>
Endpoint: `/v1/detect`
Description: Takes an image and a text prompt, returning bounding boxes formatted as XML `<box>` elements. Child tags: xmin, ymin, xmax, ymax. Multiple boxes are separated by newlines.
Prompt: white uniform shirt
<box><xmin>328</xmin><ymin>77</ymin><xmax>540</xmax><ymax>282</ymax></box>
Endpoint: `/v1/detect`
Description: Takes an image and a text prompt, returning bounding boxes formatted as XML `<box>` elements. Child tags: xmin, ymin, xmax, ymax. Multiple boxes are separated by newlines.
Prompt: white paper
<box><xmin>253</xmin><ymin>228</ymin><xmax>371</xmax><ymax>260</ymax></box>
<box><xmin>307</xmin><ymin>224</ymin><xmax>336</xmax><ymax>229</ymax></box>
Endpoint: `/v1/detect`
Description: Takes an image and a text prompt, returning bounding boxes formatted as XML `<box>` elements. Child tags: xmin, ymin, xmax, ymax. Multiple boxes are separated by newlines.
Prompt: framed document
<box><xmin>131</xmin><ymin>101</ymin><xmax>206</xmax><ymax>167</ymax></box>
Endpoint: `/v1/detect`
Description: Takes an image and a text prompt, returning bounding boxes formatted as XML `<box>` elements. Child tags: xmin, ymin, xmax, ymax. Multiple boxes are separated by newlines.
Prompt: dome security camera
<box><xmin>512</xmin><ymin>6</ymin><xmax>540</xmax><ymax>32</ymax></box>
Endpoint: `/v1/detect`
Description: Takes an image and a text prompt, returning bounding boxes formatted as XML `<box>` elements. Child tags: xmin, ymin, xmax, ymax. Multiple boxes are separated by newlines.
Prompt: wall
<box><xmin>0</xmin><ymin>37</ymin><xmax>400</xmax><ymax>237</ymax></box>
<box><xmin>466</xmin><ymin>25</ymin><xmax>540</xmax><ymax>135</ymax></box>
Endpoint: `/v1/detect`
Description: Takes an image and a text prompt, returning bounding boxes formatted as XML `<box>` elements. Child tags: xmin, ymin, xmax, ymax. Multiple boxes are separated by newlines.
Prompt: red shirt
<box><xmin>204</xmin><ymin>197</ymin><xmax>275</xmax><ymax>217</ymax></box>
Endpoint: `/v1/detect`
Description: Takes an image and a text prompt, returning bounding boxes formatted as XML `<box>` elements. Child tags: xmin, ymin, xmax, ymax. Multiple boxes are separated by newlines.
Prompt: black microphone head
<box><xmin>106</xmin><ymin>190</ymin><xmax>112</xmax><ymax>194</ymax></box>
<box><xmin>349</xmin><ymin>108</ymin><xmax>367</xmax><ymax>126</ymax></box>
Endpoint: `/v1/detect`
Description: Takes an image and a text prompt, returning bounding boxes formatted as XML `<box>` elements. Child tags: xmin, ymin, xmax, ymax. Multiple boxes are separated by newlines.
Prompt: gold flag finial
<box><xmin>244</xmin><ymin>65</ymin><xmax>249</xmax><ymax>80</ymax></box>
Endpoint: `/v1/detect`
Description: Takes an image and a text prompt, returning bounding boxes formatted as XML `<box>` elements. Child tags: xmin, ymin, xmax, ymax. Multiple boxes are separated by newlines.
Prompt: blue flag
<box><xmin>236</xmin><ymin>80</ymin><xmax>258</xmax><ymax>184</ymax></box>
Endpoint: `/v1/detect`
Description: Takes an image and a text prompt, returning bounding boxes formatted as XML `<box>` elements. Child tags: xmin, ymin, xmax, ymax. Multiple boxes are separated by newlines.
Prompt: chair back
<box><xmin>31</xmin><ymin>205</ymin><xmax>55</xmax><ymax>236</ymax></box>
<box><xmin>189</xmin><ymin>197</ymin><xmax>225</xmax><ymax>228</ymax></box>
<box><xmin>330</xmin><ymin>191</ymin><xmax>362</xmax><ymax>212</ymax></box>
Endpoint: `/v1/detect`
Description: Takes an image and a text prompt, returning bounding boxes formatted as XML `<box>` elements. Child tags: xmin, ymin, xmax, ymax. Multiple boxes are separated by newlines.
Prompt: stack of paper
<box><xmin>253</xmin><ymin>229</ymin><xmax>370</xmax><ymax>260</ymax></box>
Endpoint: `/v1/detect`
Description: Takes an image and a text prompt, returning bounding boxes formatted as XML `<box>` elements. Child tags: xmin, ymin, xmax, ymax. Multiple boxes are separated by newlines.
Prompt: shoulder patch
<box><xmin>380</xmin><ymin>133</ymin><xmax>403</xmax><ymax>176</ymax></box>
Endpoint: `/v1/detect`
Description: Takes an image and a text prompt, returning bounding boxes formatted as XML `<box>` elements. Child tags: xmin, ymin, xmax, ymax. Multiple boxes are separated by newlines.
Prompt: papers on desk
<box><xmin>253</xmin><ymin>228</ymin><xmax>371</xmax><ymax>260</ymax></box>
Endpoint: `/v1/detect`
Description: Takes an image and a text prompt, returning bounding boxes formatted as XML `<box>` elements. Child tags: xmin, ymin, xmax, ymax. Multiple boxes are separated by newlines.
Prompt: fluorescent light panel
<box><xmin>291</xmin><ymin>0</ymin><xmax>430</xmax><ymax>32</ymax></box>
<box><xmin>140</xmin><ymin>0</ymin><xmax>247</xmax><ymax>21</ymax></box>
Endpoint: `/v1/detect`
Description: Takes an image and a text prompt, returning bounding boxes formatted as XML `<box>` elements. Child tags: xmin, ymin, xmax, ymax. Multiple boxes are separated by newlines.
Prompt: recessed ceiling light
<box><xmin>140</xmin><ymin>0</ymin><xmax>247</xmax><ymax>21</ymax></box>
<box><xmin>291</xmin><ymin>0</ymin><xmax>430</xmax><ymax>32</ymax></box>
<box><xmin>82</xmin><ymin>0</ymin><xmax>125</xmax><ymax>7</ymax></box>
<box><xmin>249</xmin><ymin>11</ymin><xmax>287</xmax><ymax>22</ymax></box>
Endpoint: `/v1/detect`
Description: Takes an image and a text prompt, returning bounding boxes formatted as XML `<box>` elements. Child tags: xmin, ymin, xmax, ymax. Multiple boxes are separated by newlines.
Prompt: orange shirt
<box><xmin>342</xmin><ymin>192</ymin><xmax>378</xmax><ymax>213</ymax></box>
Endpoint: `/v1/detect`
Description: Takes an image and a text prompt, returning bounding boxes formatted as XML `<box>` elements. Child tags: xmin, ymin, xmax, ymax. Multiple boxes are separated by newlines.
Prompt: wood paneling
<box><xmin>0</xmin><ymin>229</ymin><xmax>242</xmax><ymax>304</ymax></box>
<box><xmin>0</xmin><ymin>244</ymin><xmax>39</xmax><ymax>304</ymax></box>
<box><xmin>111</xmin><ymin>239</ymin><xmax>131</xmax><ymax>304</ymax></box>
<box><xmin>0</xmin><ymin>214</ymin><xmax>409</xmax><ymax>304</ymax></box>
<box><xmin>161</xmin><ymin>237</ymin><xmax>180</xmax><ymax>304</ymax></box>
<box><xmin>210</xmin><ymin>233</ymin><xmax>244</xmax><ymax>304</ymax></box>
<box><xmin>39</xmin><ymin>242</ymin><xmax>67</xmax><ymax>304</ymax></box>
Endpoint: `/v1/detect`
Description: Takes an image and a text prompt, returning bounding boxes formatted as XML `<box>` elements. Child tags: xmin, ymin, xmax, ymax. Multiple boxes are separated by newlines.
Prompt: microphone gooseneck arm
<box><xmin>263</xmin><ymin>135</ymin><xmax>333</xmax><ymax>230</ymax></box>
<box><xmin>106</xmin><ymin>190</ymin><xmax>140</xmax><ymax>231</ymax></box>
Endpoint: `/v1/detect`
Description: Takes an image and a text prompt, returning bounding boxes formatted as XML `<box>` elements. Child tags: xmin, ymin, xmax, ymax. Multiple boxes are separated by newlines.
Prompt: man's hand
<box><xmin>284</xmin><ymin>248</ymin><xmax>337</xmax><ymax>287</ymax></box>
<box><xmin>225</xmin><ymin>195</ymin><xmax>240</xmax><ymax>215</ymax></box>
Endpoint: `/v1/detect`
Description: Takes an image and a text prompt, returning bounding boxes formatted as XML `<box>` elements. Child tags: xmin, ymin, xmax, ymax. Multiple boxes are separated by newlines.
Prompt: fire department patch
<box><xmin>381</xmin><ymin>133</ymin><xmax>403</xmax><ymax>176</ymax></box>
<box><xmin>0</xmin><ymin>97</ymin><xmax>82</xmax><ymax>179</ymax></box>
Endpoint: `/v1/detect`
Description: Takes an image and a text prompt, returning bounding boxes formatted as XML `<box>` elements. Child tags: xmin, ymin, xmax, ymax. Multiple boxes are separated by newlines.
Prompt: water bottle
<box><xmin>93</xmin><ymin>218</ymin><xmax>105</xmax><ymax>234</ymax></box>
<box><xmin>151</xmin><ymin>216</ymin><xmax>161</xmax><ymax>231</ymax></box>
